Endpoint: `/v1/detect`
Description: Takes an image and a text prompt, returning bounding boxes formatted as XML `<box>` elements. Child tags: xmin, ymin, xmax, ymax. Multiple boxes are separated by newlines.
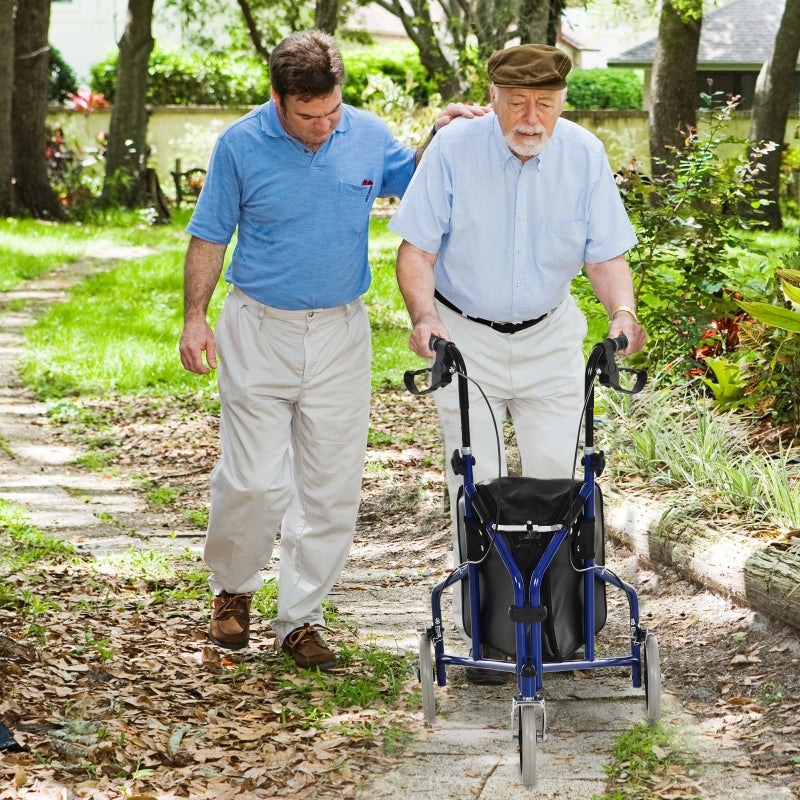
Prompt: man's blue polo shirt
<box><xmin>389</xmin><ymin>113</ymin><xmax>637</xmax><ymax>322</ymax></box>
<box><xmin>187</xmin><ymin>101</ymin><xmax>415</xmax><ymax>310</ymax></box>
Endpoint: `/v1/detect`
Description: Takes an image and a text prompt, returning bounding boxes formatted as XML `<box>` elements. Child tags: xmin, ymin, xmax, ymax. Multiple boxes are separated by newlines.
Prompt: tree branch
<box><xmin>236</xmin><ymin>0</ymin><xmax>271</xmax><ymax>63</ymax></box>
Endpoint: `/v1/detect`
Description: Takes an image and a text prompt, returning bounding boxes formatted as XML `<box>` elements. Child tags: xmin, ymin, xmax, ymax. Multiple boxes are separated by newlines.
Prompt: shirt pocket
<box><xmin>536</xmin><ymin>217</ymin><xmax>588</xmax><ymax>272</ymax></box>
<box><xmin>338</xmin><ymin>180</ymin><xmax>374</xmax><ymax>233</ymax></box>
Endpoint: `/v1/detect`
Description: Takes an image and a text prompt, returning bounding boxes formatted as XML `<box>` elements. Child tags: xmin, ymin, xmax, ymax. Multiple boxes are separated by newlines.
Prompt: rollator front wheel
<box><xmin>643</xmin><ymin>631</ymin><xmax>662</xmax><ymax>725</ymax></box>
<box><xmin>417</xmin><ymin>629</ymin><xmax>436</xmax><ymax>724</ymax></box>
<box><xmin>519</xmin><ymin>704</ymin><xmax>537</xmax><ymax>787</ymax></box>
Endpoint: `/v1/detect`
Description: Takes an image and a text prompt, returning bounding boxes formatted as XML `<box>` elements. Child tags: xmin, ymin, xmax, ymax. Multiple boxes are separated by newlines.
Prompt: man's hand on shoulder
<box><xmin>433</xmin><ymin>102</ymin><xmax>492</xmax><ymax>134</ymax></box>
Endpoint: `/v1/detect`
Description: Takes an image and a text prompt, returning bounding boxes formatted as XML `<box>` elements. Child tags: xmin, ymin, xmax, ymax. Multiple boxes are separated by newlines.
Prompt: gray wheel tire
<box><xmin>519</xmin><ymin>705</ymin><xmax>537</xmax><ymax>787</ymax></box>
<box><xmin>644</xmin><ymin>631</ymin><xmax>662</xmax><ymax>725</ymax></box>
<box><xmin>418</xmin><ymin>630</ymin><xmax>436</xmax><ymax>724</ymax></box>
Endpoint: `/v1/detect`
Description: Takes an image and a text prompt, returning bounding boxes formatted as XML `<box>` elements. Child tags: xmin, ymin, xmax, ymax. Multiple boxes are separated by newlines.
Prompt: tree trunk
<box><xmin>314</xmin><ymin>0</ymin><xmax>339</xmax><ymax>34</ymax></box>
<box><xmin>517</xmin><ymin>0</ymin><xmax>550</xmax><ymax>45</ymax></box>
<box><xmin>372</xmin><ymin>0</ymin><xmax>463</xmax><ymax>99</ymax></box>
<box><xmin>102</xmin><ymin>0</ymin><xmax>158</xmax><ymax>211</ymax></box>
<box><xmin>745</xmin><ymin>0</ymin><xmax>800</xmax><ymax>231</ymax></box>
<box><xmin>235</xmin><ymin>0</ymin><xmax>270</xmax><ymax>62</ymax></box>
<box><xmin>0</xmin><ymin>0</ymin><xmax>15</xmax><ymax>217</ymax></box>
<box><xmin>12</xmin><ymin>0</ymin><xmax>66</xmax><ymax>220</ymax></box>
<box><xmin>648</xmin><ymin>0</ymin><xmax>702</xmax><ymax>182</ymax></box>
<box><xmin>606</xmin><ymin>491</ymin><xmax>800</xmax><ymax>632</ymax></box>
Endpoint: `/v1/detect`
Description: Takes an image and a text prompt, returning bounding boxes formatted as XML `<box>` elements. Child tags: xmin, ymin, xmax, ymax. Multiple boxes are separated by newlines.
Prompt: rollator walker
<box><xmin>404</xmin><ymin>334</ymin><xmax>661</xmax><ymax>788</ymax></box>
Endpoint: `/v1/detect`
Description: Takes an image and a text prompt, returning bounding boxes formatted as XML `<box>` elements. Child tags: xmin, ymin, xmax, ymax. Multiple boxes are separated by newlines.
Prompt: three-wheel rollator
<box><xmin>404</xmin><ymin>335</ymin><xmax>662</xmax><ymax>788</ymax></box>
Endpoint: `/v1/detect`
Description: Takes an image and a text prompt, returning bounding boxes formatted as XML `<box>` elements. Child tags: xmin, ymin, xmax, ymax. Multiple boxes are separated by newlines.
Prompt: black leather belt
<box><xmin>434</xmin><ymin>291</ymin><xmax>551</xmax><ymax>334</ymax></box>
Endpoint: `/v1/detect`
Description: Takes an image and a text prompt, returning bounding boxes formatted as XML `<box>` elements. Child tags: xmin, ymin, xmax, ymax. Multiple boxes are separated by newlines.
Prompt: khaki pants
<box><xmin>204</xmin><ymin>287</ymin><xmax>371</xmax><ymax>644</ymax></box>
<box><xmin>434</xmin><ymin>296</ymin><xmax>588</xmax><ymax>635</ymax></box>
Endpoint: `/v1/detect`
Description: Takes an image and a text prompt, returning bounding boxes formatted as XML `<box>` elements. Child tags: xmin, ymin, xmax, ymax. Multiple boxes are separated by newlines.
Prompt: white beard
<box><xmin>505</xmin><ymin>125</ymin><xmax>550</xmax><ymax>158</ymax></box>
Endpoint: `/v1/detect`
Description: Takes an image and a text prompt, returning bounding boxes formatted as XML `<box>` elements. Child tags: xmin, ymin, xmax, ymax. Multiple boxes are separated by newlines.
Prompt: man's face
<box><xmin>490</xmin><ymin>85</ymin><xmax>565</xmax><ymax>160</ymax></box>
<box><xmin>273</xmin><ymin>86</ymin><xmax>343</xmax><ymax>148</ymax></box>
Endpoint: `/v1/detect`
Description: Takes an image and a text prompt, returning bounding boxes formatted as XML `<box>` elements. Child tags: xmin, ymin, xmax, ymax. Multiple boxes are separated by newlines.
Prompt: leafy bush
<box><xmin>618</xmin><ymin>92</ymin><xmax>773</xmax><ymax>374</ymax></box>
<box><xmin>91</xmin><ymin>47</ymin><xmax>272</xmax><ymax>106</ymax></box>
<box><xmin>566</xmin><ymin>68</ymin><xmax>642</xmax><ymax>110</ymax></box>
<box><xmin>342</xmin><ymin>46</ymin><xmax>436</xmax><ymax>107</ymax></box>
<box><xmin>88</xmin><ymin>44</ymin><xmax>435</xmax><ymax>108</ymax></box>
<box><xmin>49</xmin><ymin>45</ymin><xmax>79</xmax><ymax>104</ymax></box>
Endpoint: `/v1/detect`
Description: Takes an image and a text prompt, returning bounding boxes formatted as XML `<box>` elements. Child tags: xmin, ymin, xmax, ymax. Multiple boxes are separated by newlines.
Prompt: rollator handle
<box><xmin>611</xmin><ymin>334</ymin><xmax>628</xmax><ymax>352</ymax></box>
<box><xmin>593</xmin><ymin>336</ymin><xmax>647</xmax><ymax>395</ymax></box>
<box><xmin>403</xmin><ymin>336</ymin><xmax>457</xmax><ymax>395</ymax></box>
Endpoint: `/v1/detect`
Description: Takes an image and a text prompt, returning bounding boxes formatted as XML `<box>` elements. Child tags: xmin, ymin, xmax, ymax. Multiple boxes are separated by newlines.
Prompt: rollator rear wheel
<box><xmin>417</xmin><ymin>629</ymin><xmax>436</xmax><ymax>723</ymax></box>
<box><xmin>643</xmin><ymin>631</ymin><xmax>661</xmax><ymax>725</ymax></box>
<box><xmin>519</xmin><ymin>704</ymin><xmax>537</xmax><ymax>787</ymax></box>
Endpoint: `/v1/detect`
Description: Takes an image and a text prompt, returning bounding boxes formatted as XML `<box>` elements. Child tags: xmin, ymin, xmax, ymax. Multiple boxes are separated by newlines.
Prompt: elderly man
<box><xmin>389</xmin><ymin>43</ymin><xmax>646</xmax><ymax>682</ymax></box>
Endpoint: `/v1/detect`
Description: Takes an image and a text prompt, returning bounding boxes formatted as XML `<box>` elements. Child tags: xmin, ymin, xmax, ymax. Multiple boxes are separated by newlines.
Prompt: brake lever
<box><xmin>403</xmin><ymin>335</ymin><xmax>455</xmax><ymax>395</ymax></box>
<box><xmin>596</xmin><ymin>335</ymin><xmax>647</xmax><ymax>395</ymax></box>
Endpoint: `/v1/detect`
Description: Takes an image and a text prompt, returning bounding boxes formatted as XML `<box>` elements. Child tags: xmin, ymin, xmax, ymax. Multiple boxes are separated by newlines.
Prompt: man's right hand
<box><xmin>409</xmin><ymin>317</ymin><xmax>451</xmax><ymax>359</ymax></box>
<box><xmin>179</xmin><ymin>317</ymin><xmax>218</xmax><ymax>374</ymax></box>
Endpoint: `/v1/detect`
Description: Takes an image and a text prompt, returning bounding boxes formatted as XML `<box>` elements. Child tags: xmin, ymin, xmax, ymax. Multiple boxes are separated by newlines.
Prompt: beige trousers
<box><xmin>433</xmin><ymin>296</ymin><xmax>588</xmax><ymax>635</ymax></box>
<box><xmin>204</xmin><ymin>287</ymin><xmax>371</xmax><ymax>644</ymax></box>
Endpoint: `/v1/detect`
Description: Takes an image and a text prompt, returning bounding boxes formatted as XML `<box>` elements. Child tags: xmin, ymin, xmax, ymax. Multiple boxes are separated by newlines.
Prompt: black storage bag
<box><xmin>458</xmin><ymin>476</ymin><xmax>606</xmax><ymax>662</ymax></box>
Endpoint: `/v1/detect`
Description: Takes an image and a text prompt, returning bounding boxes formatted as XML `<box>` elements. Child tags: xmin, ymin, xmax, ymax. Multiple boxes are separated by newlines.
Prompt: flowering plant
<box><xmin>65</xmin><ymin>87</ymin><xmax>109</xmax><ymax>115</ymax></box>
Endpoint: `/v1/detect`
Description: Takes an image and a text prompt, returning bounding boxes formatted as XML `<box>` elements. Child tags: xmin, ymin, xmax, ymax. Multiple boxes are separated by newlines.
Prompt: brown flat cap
<box><xmin>488</xmin><ymin>44</ymin><xmax>572</xmax><ymax>90</ymax></box>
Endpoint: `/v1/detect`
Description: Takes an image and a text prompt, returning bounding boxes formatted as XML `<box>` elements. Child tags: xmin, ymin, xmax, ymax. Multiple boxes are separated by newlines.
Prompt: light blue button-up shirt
<box><xmin>187</xmin><ymin>101</ymin><xmax>416</xmax><ymax>310</ymax></box>
<box><xmin>389</xmin><ymin>113</ymin><xmax>637</xmax><ymax>322</ymax></box>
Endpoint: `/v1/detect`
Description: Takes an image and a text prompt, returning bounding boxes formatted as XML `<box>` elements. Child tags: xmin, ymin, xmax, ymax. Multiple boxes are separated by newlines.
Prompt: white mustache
<box><xmin>513</xmin><ymin>125</ymin><xmax>545</xmax><ymax>136</ymax></box>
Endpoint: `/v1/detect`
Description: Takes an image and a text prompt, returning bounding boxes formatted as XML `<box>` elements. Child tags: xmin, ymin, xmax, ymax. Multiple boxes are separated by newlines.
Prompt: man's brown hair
<box><xmin>269</xmin><ymin>30</ymin><xmax>346</xmax><ymax>101</ymax></box>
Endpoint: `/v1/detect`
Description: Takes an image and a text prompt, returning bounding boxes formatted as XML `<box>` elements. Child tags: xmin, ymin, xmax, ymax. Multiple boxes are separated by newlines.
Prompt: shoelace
<box><xmin>284</xmin><ymin>623</ymin><xmax>330</xmax><ymax>647</ymax></box>
<box><xmin>215</xmin><ymin>593</ymin><xmax>252</xmax><ymax>614</ymax></box>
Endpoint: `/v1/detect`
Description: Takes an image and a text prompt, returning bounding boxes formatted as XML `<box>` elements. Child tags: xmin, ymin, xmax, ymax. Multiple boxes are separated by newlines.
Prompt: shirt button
<box><xmin>517</xmin><ymin>248</ymin><xmax>524</xmax><ymax>254</ymax></box>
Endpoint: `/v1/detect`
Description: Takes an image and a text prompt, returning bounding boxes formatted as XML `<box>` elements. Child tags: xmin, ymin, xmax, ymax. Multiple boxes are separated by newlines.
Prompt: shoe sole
<box><xmin>465</xmin><ymin>668</ymin><xmax>515</xmax><ymax>685</ymax></box>
<box><xmin>290</xmin><ymin>658</ymin><xmax>337</xmax><ymax>671</ymax></box>
<box><xmin>206</xmin><ymin>630</ymin><xmax>249</xmax><ymax>650</ymax></box>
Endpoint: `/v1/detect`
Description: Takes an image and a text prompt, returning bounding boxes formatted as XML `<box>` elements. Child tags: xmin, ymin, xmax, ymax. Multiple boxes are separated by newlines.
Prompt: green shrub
<box><xmin>88</xmin><ymin>44</ymin><xmax>435</xmax><ymax>109</ymax></box>
<box><xmin>342</xmin><ymin>46</ymin><xmax>436</xmax><ymax>107</ymax></box>
<box><xmin>91</xmin><ymin>47</ymin><xmax>272</xmax><ymax>106</ymax></box>
<box><xmin>618</xmin><ymin>92</ymin><xmax>772</xmax><ymax>375</ymax></box>
<box><xmin>566</xmin><ymin>68</ymin><xmax>642</xmax><ymax>110</ymax></box>
<box><xmin>49</xmin><ymin>45</ymin><xmax>79</xmax><ymax>104</ymax></box>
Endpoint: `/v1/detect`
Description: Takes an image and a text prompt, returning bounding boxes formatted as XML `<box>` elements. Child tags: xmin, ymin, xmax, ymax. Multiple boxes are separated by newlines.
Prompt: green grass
<box><xmin>594</xmin><ymin>722</ymin><xmax>702</xmax><ymax>800</ymax></box>
<box><xmin>9</xmin><ymin>213</ymin><xmax>428</xmax><ymax>397</ymax></box>
<box><xmin>0</xmin><ymin>211</ymin><xmax>191</xmax><ymax>292</ymax></box>
<box><xmin>6</xmin><ymin>211</ymin><xmax>624</xmax><ymax>399</ymax></box>
<box><xmin>600</xmin><ymin>383</ymin><xmax>800</xmax><ymax>530</ymax></box>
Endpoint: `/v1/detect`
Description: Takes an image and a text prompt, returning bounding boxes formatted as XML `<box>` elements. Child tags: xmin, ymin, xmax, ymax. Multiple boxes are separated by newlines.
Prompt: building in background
<box><xmin>609</xmin><ymin>0</ymin><xmax>800</xmax><ymax>110</ymax></box>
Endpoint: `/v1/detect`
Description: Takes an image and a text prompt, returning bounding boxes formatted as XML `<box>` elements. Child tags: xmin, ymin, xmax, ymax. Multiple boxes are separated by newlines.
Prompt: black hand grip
<box><xmin>591</xmin><ymin>335</ymin><xmax>646</xmax><ymax>395</ymax></box>
<box><xmin>404</xmin><ymin>336</ymin><xmax>456</xmax><ymax>395</ymax></box>
<box><xmin>612</xmin><ymin>334</ymin><xmax>628</xmax><ymax>352</ymax></box>
<box><xmin>429</xmin><ymin>334</ymin><xmax>448</xmax><ymax>354</ymax></box>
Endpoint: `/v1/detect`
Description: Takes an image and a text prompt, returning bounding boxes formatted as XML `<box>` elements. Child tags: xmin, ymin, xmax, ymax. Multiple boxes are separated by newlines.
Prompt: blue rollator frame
<box><xmin>405</xmin><ymin>336</ymin><xmax>661</xmax><ymax>788</ymax></box>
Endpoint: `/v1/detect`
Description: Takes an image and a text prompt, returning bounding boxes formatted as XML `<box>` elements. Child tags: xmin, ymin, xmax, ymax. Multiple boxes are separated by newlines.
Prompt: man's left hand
<box><xmin>433</xmin><ymin>102</ymin><xmax>491</xmax><ymax>133</ymax></box>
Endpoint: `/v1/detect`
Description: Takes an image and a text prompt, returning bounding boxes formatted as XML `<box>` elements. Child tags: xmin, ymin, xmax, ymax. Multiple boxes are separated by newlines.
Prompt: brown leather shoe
<box><xmin>207</xmin><ymin>591</ymin><xmax>252</xmax><ymax>650</ymax></box>
<box><xmin>281</xmin><ymin>624</ymin><xmax>337</xmax><ymax>670</ymax></box>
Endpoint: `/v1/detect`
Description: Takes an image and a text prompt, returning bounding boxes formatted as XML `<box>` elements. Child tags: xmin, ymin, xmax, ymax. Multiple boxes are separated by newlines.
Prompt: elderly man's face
<box><xmin>490</xmin><ymin>85</ymin><xmax>566</xmax><ymax>160</ymax></box>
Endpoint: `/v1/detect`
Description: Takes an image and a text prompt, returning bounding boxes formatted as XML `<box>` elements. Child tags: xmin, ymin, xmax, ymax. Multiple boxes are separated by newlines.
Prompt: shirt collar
<box><xmin>490</xmin><ymin>115</ymin><xmax>562</xmax><ymax>173</ymax></box>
